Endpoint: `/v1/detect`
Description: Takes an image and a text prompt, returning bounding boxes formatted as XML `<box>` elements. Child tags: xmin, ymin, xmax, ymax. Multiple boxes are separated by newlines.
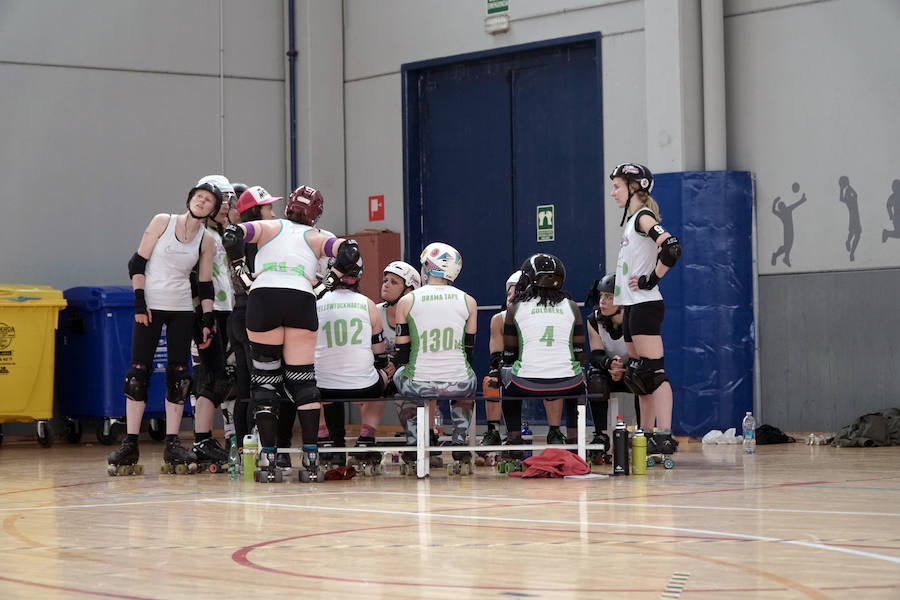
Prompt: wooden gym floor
<box><xmin>0</xmin><ymin>437</ymin><xmax>899</xmax><ymax>599</ymax></box>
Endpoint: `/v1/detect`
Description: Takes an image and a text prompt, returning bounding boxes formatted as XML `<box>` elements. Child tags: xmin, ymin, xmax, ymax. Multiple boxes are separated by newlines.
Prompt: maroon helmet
<box><xmin>286</xmin><ymin>185</ymin><xmax>324</xmax><ymax>226</ymax></box>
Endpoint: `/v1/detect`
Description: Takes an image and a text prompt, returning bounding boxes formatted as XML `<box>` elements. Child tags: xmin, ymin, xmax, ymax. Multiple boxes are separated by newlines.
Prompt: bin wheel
<box><xmin>96</xmin><ymin>418</ymin><xmax>122</xmax><ymax>445</ymax></box>
<box><xmin>147</xmin><ymin>419</ymin><xmax>166</xmax><ymax>442</ymax></box>
<box><xmin>64</xmin><ymin>419</ymin><xmax>82</xmax><ymax>444</ymax></box>
<box><xmin>37</xmin><ymin>420</ymin><xmax>53</xmax><ymax>448</ymax></box>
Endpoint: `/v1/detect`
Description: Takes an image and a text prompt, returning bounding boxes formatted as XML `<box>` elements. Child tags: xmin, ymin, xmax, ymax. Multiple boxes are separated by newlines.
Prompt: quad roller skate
<box><xmin>317</xmin><ymin>438</ymin><xmax>346</xmax><ymax>470</ymax></box>
<box><xmin>587</xmin><ymin>432</ymin><xmax>612</xmax><ymax>466</ymax></box>
<box><xmin>475</xmin><ymin>428</ymin><xmax>502</xmax><ymax>467</ymax></box>
<box><xmin>254</xmin><ymin>450</ymin><xmax>283</xmax><ymax>483</ymax></box>
<box><xmin>447</xmin><ymin>442</ymin><xmax>474</xmax><ymax>476</ymax></box>
<box><xmin>107</xmin><ymin>438</ymin><xmax>144</xmax><ymax>476</ymax></box>
<box><xmin>349</xmin><ymin>436</ymin><xmax>384</xmax><ymax>477</ymax></box>
<box><xmin>496</xmin><ymin>437</ymin><xmax>527</xmax><ymax>474</ymax></box>
<box><xmin>193</xmin><ymin>437</ymin><xmax>229</xmax><ymax>473</ymax></box>
<box><xmin>399</xmin><ymin>448</ymin><xmax>419</xmax><ymax>476</ymax></box>
<box><xmin>299</xmin><ymin>447</ymin><xmax>325</xmax><ymax>483</ymax></box>
<box><xmin>160</xmin><ymin>438</ymin><xmax>199</xmax><ymax>475</ymax></box>
<box><xmin>546</xmin><ymin>426</ymin><xmax>566</xmax><ymax>445</ymax></box>
<box><xmin>275</xmin><ymin>452</ymin><xmax>293</xmax><ymax>473</ymax></box>
<box><xmin>429</xmin><ymin>430</ymin><xmax>443</xmax><ymax>468</ymax></box>
<box><xmin>646</xmin><ymin>431</ymin><xmax>677</xmax><ymax>469</ymax></box>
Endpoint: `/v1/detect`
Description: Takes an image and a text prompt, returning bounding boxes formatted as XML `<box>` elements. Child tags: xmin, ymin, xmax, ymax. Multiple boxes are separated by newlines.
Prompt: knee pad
<box><xmin>123</xmin><ymin>362</ymin><xmax>150</xmax><ymax>402</ymax></box>
<box><xmin>250</xmin><ymin>343</ymin><xmax>283</xmax><ymax>389</ymax></box>
<box><xmin>250</xmin><ymin>342</ymin><xmax>282</xmax><ymax>364</ymax></box>
<box><xmin>254</xmin><ymin>404</ymin><xmax>278</xmax><ymax>449</ymax></box>
<box><xmin>624</xmin><ymin>357</ymin><xmax>668</xmax><ymax>395</ymax></box>
<box><xmin>166</xmin><ymin>363</ymin><xmax>191</xmax><ymax>405</ymax></box>
<box><xmin>586</xmin><ymin>367</ymin><xmax>611</xmax><ymax>399</ymax></box>
<box><xmin>283</xmin><ymin>364</ymin><xmax>320</xmax><ymax>407</ymax></box>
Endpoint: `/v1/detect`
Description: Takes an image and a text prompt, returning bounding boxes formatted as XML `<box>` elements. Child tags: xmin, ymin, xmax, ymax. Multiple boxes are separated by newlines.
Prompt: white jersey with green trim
<box><xmin>250</xmin><ymin>219</ymin><xmax>318</xmax><ymax>294</ymax></box>
<box><xmin>207</xmin><ymin>226</ymin><xmax>234</xmax><ymax>312</ymax></box>
<box><xmin>315</xmin><ymin>289</ymin><xmax>379</xmax><ymax>389</ymax></box>
<box><xmin>144</xmin><ymin>214</ymin><xmax>203</xmax><ymax>311</ymax></box>
<box><xmin>510</xmin><ymin>298</ymin><xmax>582</xmax><ymax>379</ymax></box>
<box><xmin>615</xmin><ymin>208</ymin><xmax>663</xmax><ymax>306</ymax></box>
<box><xmin>403</xmin><ymin>284</ymin><xmax>472</xmax><ymax>382</ymax></box>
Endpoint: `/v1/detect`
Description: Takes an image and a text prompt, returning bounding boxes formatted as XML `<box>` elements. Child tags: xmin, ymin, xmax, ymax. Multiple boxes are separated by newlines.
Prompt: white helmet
<box><xmin>506</xmin><ymin>270</ymin><xmax>522</xmax><ymax>291</ymax></box>
<box><xmin>384</xmin><ymin>261</ymin><xmax>421</xmax><ymax>289</ymax></box>
<box><xmin>420</xmin><ymin>242</ymin><xmax>462</xmax><ymax>282</ymax></box>
<box><xmin>197</xmin><ymin>174</ymin><xmax>234</xmax><ymax>198</ymax></box>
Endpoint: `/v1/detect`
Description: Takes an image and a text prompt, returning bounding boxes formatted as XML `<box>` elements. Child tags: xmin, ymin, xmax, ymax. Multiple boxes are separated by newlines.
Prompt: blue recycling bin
<box><xmin>56</xmin><ymin>286</ymin><xmax>192</xmax><ymax>444</ymax></box>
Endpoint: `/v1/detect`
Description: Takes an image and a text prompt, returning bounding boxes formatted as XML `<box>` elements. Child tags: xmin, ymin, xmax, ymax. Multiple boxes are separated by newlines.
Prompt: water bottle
<box><xmin>227</xmin><ymin>436</ymin><xmax>239</xmax><ymax>480</ymax></box>
<box><xmin>742</xmin><ymin>411</ymin><xmax>756</xmax><ymax>455</ymax></box>
<box><xmin>243</xmin><ymin>431</ymin><xmax>258</xmax><ymax>481</ymax></box>
<box><xmin>613</xmin><ymin>416</ymin><xmax>629</xmax><ymax>475</ymax></box>
<box><xmin>631</xmin><ymin>428</ymin><xmax>647</xmax><ymax>475</ymax></box>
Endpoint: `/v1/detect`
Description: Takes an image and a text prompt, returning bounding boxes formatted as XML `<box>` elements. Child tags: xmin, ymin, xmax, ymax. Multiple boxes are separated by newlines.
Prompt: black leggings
<box><xmin>227</xmin><ymin>305</ymin><xmax>252</xmax><ymax>444</ymax></box>
<box><xmin>131</xmin><ymin>310</ymin><xmax>193</xmax><ymax>369</ymax></box>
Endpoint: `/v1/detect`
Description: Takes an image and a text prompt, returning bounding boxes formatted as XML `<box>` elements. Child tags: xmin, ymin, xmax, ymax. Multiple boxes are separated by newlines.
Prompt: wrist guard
<box><xmin>590</xmin><ymin>349</ymin><xmax>612</xmax><ymax>371</ymax></box>
<box><xmin>637</xmin><ymin>271</ymin><xmax>660</xmax><ymax>290</ymax></box>
<box><xmin>134</xmin><ymin>289</ymin><xmax>147</xmax><ymax>315</ymax></box>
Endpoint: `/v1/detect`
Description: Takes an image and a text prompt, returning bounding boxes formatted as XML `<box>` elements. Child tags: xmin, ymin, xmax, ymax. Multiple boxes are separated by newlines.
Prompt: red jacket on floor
<box><xmin>507</xmin><ymin>448</ymin><xmax>591</xmax><ymax>478</ymax></box>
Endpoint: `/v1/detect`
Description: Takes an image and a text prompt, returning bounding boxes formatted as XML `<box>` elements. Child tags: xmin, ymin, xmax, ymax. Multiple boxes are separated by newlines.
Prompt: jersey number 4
<box><xmin>539</xmin><ymin>326</ymin><xmax>554</xmax><ymax>347</ymax></box>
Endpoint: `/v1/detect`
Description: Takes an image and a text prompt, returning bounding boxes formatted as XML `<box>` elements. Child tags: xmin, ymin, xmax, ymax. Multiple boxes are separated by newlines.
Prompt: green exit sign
<box><xmin>488</xmin><ymin>0</ymin><xmax>509</xmax><ymax>15</ymax></box>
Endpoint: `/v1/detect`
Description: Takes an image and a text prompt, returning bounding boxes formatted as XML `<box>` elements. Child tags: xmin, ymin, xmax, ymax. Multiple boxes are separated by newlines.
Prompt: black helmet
<box><xmin>520</xmin><ymin>253</ymin><xmax>565</xmax><ymax>290</ymax></box>
<box><xmin>231</xmin><ymin>182</ymin><xmax>249</xmax><ymax>199</ymax></box>
<box><xmin>609</xmin><ymin>162</ymin><xmax>653</xmax><ymax>192</ymax></box>
<box><xmin>327</xmin><ymin>255</ymin><xmax>364</xmax><ymax>286</ymax></box>
<box><xmin>186</xmin><ymin>182</ymin><xmax>224</xmax><ymax>219</ymax></box>
<box><xmin>585</xmin><ymin>274</ymin><xmax>615</xmax><ymax>305</ymax></box>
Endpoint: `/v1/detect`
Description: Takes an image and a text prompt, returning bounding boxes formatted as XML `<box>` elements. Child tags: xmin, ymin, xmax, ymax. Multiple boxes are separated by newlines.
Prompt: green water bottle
<box><xmin>242</xmin><ymin>432</ymin><xmax>257</xmax><ymax>481</ymax></box>
<box><xmin>632</xmin><ymin>428</ymin><xmax>647</xmax><ymax>475</ymax></box>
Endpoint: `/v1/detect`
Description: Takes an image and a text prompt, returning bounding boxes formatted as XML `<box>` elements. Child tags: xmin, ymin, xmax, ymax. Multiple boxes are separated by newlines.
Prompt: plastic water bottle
<box><xmin>227</xmin><ymin>436</ymin><xmax>239</xmax><ymax>480</ymax></box>
<box><xmin>742</xmin><ymin>411</ymin><xmax>756</xmax><ymax>455</ymax></box>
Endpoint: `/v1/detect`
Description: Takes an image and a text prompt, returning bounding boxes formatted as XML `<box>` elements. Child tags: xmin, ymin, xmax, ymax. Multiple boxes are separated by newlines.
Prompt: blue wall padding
<box><xmin>653</xmin><ymin>171</ymin><xmax>754</xmax><ymax>436</ymax></box>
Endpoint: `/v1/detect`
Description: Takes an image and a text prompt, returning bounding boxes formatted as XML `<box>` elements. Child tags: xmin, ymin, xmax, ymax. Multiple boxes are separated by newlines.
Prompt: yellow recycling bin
<box><xmin>0</xmin><ymin>285</ymin><xmax>67</xmax><ymax>447</ymax></box>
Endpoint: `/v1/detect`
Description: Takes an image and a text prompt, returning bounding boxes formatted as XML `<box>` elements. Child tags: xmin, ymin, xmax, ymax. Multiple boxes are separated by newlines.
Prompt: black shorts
<box><xmin>246</xmin><ymin>287</ymin><xmax>318</xmax><ymax>332</ymax></box>
<box><xmin>622</xmin><ymin>300</ymin><xmax>665</xmax><ymax>342</ymax></box>
<box><xmin>319</xmin><ymin>378</ymin><xmax>385</xmax><ymax>401</ymax></box>
<box><xmin>505</xmin><ymin>373</ymin><xmax>585</xmax><ymax>398</ymax></box>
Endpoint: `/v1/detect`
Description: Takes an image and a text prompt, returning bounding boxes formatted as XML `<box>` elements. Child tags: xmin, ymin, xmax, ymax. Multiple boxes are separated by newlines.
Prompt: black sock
<box><xmin>298</xmin><ymin>408</ymin><xmax>319</xmax><ymax>447</ymax></box>
<box><xmin>126</xmin><ymin>433</ymin><xmax>139</xmax><ymax>444</ymax></box>
<box><xmin>487</xmin><ymin>420</ymin><xmax>500</xmax><ymax>432</ymax></box>
<box><xmin>502</xmin><ymin>401</ymin><xmax>522</xmax><ymax>437</ymax></box>
<box><xmin>194</xmin><ymin>431</ymin><xmax>211</xmax><ymax>443</ymax></box>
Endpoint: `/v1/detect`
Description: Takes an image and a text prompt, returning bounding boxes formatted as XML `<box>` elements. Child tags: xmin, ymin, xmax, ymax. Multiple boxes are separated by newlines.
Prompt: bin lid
<box><xmin>0</xmin><ymin>284</ymin><xmax>67</xmax><ymax>308</ymax></box>
<box><xmin>63</xmin><ymin>286</ymin><xmax>135</xmax><ymax>311</ymax></box>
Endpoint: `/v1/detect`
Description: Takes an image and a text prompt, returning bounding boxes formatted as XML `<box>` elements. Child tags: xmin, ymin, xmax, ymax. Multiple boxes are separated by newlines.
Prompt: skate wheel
<box><xmin>299</xmin><ymin>470</ymin><xmax>310</xmax><ymax>483</ymax></box>
<box><xmin>133</xmin><ymin>464</ymin><xmax>144</xmax><ymax>475</ymax></box>
<box><xmin>462</xmin><ymin>463</ymin><xmax>472</xmax><ymax>476</ymax></box>
<box><xmin>208</xmin><ymin>463</ymin><xmax>219</xmax><ymax>474</ymax></box>
<box><xmin>663</xmin><ymin>458</ymin><xmax>674</xmax><ymax>469</ymax></box>
<box><xmin>374</xmin><ymin>464</ymin><xmax>383</xmax><ymax>476</ymax></box>
<box><xmin>159</xmin><ymin>464</ymin><xmax>169</xmax><ymax>474</ymax></box>
<box><xmin>107</xmin><ymin>465</ymin><xmax>117</xmax><ymax>476</ymax></box>
<box><xmin>117</xmin><ymin>465</ymin><xmax>130</xmax><ymax>476</ymax></box>
<box><xmin>175</xmin><ymin>464</ymin><xmax>187</xmax><ymax>475</ymax></box>
<box><xmin>366</xmin><ymin>464</ymin><xmax>376</xmax><ymax>477</ymax></box>
<box><xmin>274</xmin><ymin>470</ymin><xmax>283</xmax><ymax>483</ymax></box>
<box><xmin>253</xmin><ymin>470</ymin><xmax>261</xmax><ymax>483</ymax></box>
<box><xmin>447</xmin><ymin>464</ymin><xmax>455</xmax><ymax>476</ymax></box>
<box><xmin>647</xmin><ymin>457</ymin><xmax>656</xmax><ymax>467</ymax></box>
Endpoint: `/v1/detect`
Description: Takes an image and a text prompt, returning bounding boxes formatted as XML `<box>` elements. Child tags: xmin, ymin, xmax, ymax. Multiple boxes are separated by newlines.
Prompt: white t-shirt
<box><xmin>315</xmin><ymin>289</ymin><xmax>380</xmax><ymax>389</ymax></box>
<box><xmin>615</xmin><ymin>208</ymin><xmax>664</xmax><ymax>306</ymax></box>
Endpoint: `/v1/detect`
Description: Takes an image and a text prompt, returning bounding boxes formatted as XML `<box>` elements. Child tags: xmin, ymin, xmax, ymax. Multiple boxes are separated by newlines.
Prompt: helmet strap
<box><xmin>619</xmin><ymin>189</ymin><xmax>633</xmax><ymax>227</ymax></box>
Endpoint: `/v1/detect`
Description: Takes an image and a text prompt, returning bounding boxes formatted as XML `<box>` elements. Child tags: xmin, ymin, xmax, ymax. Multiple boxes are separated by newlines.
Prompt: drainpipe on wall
<box><xmin>286</xmin><ymin>0</ymin><xmax>298</xmax><ymax>191</ymax></box>
<box><xmin>700</xmin><ymin>0</ymin><xmax>726</xmax><ymax>170</ymax></box>
<box><xmin>219</xmin><ymin>0</ymin><xmax>226</xmax><ymax>174</ymax></box>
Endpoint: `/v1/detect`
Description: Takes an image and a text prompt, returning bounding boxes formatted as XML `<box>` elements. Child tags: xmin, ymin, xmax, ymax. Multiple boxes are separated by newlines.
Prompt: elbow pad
<box><xmin>590</xmin><ymin>349</ymin><xmax>612</xmax><ymax>371</ymax></box>
<box><xmin>333</xmin><ymin>239</ymin><xmax>360</xmax><ymax>272</ymax></box>
<box><xmin>189</xmin><ymin>271</ymin><xmax>199</xmax><ymax>298</ymax></box>
<box><xmin>198</xmin><ymin>280</ymin><xmax>215</xmax><ymax>302</ymax></box>
<box><xmin>659</xmin><ymin>235</ymin><xmax>682</xmax><ymax>267</ymax></box>
<box><xmin>128</xmin><ymin>253</ymin><xmax>148</xmax><ymax>279</ymax></box>
<box><xmin>394</xmin><ymin>342</ymin><xmax>411</xmax><ymax>367</ymax></box>
<box><xmin>222</xmin><ymin>225</ymin><xmax>246</xmax><ymax>261</ymax></box>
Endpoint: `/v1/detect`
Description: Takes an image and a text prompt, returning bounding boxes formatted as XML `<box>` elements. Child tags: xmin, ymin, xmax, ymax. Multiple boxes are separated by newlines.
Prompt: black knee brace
<box><xmin>166</xmin><ymin>363</ymin><xmax>191</xmax><ymax>405</ymax></box>
<box><xmin>623</xmin><ymin>357</ymin><xmax>668</xmax><ymax>395</ymax></box>
<box><xmin>123</xmin><ymin>362</ymin><xmax>150</xmax><ymax>402</ymax></box>
<box><xmin>283</xmin><ymin>364</ymin><xmax>320</xmax><ymax>407</ymax></box>
<box><xmin>586</xmin><ymin>367</ymin><xmax>612</xmax><ymax>400</ymax></box>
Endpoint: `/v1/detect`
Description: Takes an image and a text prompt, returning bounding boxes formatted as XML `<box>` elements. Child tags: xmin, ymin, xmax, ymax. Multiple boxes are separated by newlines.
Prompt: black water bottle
<box><xmin>613</xmin><ymin>416</ymin><xmax>629</xmax><ymax>476</ymax></box>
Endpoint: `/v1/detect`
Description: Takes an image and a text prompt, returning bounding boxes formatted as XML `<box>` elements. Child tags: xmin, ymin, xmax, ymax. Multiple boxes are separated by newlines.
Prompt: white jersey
<box><xmin>376</xmin><ymin>302</ymin><xmax>396</xmax><ymax>358</ymax></box>
<box><xmin>144</xmin><ymin>215</ymin><xmax>203</xmax><ymax>311</ymax></box>
<box><xmin>403</xmin><ymin>284</ymin><xmax>472</xmax><ymax>382</ymax></box>
<box><xmin>590</xmin><ymin>314</ymin><xmax>629</xmax><ymax>363</ymax></box>
<box><xmin>251</xmin><ymin>219</ymin><xmax>319</xmax><ymax>294</ymax></box>
<box><xmin>510</xmin><ymin>298</ymin><xmax>582</xmax><ymax>379</ymax></box>
<box><xmin>207</xmin><ymin>226</ymin><xmax>234</xmax><ymax>312</ymax></box>
<box><xmin>615</xmin><ymin>208</ymin><xmax>663</xmax><ymax>306</ymax></box>
<box><xmin>315</xmin><ymin>289</ymin><xmax>379</xmax><ymax>389</ymax></box>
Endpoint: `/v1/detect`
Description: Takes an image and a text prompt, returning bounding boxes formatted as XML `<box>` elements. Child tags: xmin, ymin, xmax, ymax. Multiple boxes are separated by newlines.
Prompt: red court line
<box><xmin>0</xmin><ymin>575</ymin><xmax>157</xmax><ymax>599</ymax></box>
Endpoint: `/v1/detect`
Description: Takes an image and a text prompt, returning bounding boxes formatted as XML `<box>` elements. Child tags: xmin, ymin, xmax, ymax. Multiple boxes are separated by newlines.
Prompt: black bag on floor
<box><xmin>755</xmin><ymin>424</ymin><xmax>795</xmax><ymax>445</ymax></box>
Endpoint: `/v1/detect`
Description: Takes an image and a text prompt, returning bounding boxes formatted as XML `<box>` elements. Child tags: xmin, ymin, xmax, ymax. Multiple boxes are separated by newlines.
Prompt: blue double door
<box><xmin>403</xmin><ymin>35</ymin><xmax>604</xmax><ymax>420</ymax></box>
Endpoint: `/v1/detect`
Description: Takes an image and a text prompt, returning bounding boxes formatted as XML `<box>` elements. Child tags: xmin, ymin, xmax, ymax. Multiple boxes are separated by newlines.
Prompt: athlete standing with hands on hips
<box><xmin>609</xmin><ymin>163</ymin><xmax>682</xmax><ymax>455</ymax></box>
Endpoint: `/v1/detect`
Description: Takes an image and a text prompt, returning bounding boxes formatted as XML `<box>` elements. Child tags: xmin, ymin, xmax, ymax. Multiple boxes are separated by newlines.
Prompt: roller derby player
<box><xmin>391</xmin><ymin>243</ymin><xmax>478</xmax><ymax>476</ymax></box>
<box><xmin>107</xmin><ymin>179</ymin><xmax>223</xmax><ymax>476</ymax></box>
